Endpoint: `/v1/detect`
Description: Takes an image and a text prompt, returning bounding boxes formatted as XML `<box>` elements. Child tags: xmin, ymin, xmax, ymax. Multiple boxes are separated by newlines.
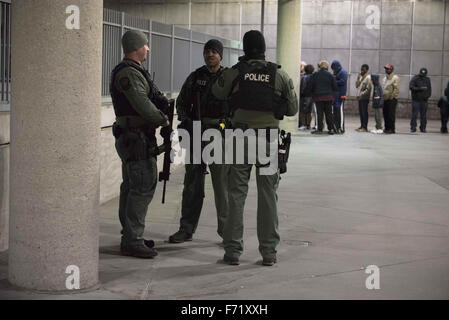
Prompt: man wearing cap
<box><xmin>168</xmin><ymin>39</ymin><xmax>230</xmax><ymax>243</ymax></box>
<box><xmin>355</xmin><ymin>64</ymin><xmax>372</xmax><ymax>133</ymax></box>
<box><xmin>110</xmin><ymin>30</ymin><xmax>170</xmax><ymax>258</ymax></box>
<box><xmin>211</xmin><ymin>30</ymin><xmax>298</xmax><ymax>266</ymax></box>
<box><xmin>382</xmin><ymin>65</ymin><xmax>401</xmax><ymax>134</ymax></box>
<box><xmin>409</xmin><ymin>68</ymin><xmax>432</xmax><ymax>133</ymax></box>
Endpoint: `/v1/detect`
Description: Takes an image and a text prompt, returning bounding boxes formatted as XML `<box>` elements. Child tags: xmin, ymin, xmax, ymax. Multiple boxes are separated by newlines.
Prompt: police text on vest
<box><xmin>244</xmin><ymin>73</ymin><xmax>270</xmax><ymax>82</ymax></box>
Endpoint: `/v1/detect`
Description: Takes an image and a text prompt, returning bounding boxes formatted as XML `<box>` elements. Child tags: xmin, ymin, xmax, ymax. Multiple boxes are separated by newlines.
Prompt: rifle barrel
<box><xmin>162</xmin><ymin>180</ymin><xmax>167</xmax><ymax>203</ymax></box>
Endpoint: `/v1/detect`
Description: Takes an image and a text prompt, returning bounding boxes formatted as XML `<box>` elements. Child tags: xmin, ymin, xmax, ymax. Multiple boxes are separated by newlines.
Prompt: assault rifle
<box><xmin>158</xmin><ymin>98</ymin><xmax>175</xmax><ymax>203</ymax></box>
<box><xmin>196</xmin><ymin>91</ymin><xmax>209</xmax><ymax>176</ymax></box>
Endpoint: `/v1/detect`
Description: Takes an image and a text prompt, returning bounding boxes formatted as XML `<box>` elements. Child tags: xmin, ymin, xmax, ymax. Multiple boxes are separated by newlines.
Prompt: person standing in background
<box><xmin>370</xmin><ymin>74</ymin><xmax>384</xmax><ymax>134</ymax></box>
<box><xmin>409</xmin><ymin>68</ymin><xmax>431</xmax><ymax>133</ymax></box>
<box><xmin>330</xmin><ymin>60</ymin><xmax>348</xmax><ymax>134</ymax></box>
<box><xmin>355</xmin><ymin>64</ymin><xmax>372</xmax><ymax>132</ymax></box>
<box><xmin>382</xmin><ymin>65</ymin><xmax>400</xmax><ymax>134</ymax></box>
<box><xmin>440</xmin><ymin>80</ymin><xmax>449</xmax><ymax>134</ymax></box>
<box><xmin>298</xmin><ymin>61</ymin><xmax>307</xmax><ymax>129</ymax></box>
<box><xmin>299</xmin><ymin>64</ymin><xmax>314</xmax><ymax>131</ymax></box>
<box><xmin>308</xmin><ymin>60</ymin><xmax>337</xmax><ymax>135</ymax></box>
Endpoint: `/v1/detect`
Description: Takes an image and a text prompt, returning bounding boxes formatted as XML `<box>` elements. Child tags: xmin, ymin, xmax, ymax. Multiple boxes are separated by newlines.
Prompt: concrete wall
<box><xmin>103</xmin><ymin>0</ymin><xmax>279</xmax><ymax>62</ymax></box>
<box><xmin>0</xmin><ymin>112</ymin><xmax>10</xmax><ymax>251</ymax></box>
<box><xmin>301</xmin><ymin>0</ymin><xmax>448</xmax><ymax>101</ymax></box>
<box><xmin>105</xmin><ymin>0</ymin><xmax>449</xmax><ymax>101</ymax></box>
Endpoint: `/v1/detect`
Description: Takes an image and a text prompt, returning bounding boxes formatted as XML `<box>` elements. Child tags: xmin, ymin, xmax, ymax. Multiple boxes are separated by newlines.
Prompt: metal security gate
<box><xmin>0</xmin><ymin>0</ymin><xmax>11</xmax><ymax>110</ymax></box>
<box><xmin>102</xmin><ymin>8</ymin><xmax>243</xmax><ymax>98</ymax></box>
<box><xmin>0</xmin><ymin>4</ymin><xmax>243</xmax><ymax>108</ymax></box>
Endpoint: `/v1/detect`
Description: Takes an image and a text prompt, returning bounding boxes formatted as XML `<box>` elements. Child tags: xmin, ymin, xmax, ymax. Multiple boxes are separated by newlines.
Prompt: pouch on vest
<box><xmin>192</xmin><ymin>67</ymin><xmax>227</xmax><ymax>119</ymax></box>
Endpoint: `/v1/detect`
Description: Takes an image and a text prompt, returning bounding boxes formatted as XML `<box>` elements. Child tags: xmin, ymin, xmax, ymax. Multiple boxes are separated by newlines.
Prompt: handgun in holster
<box><xmin>278</xmin><ymin>130</ymin><xmax>291</xmax><ymax>174</ymax></box>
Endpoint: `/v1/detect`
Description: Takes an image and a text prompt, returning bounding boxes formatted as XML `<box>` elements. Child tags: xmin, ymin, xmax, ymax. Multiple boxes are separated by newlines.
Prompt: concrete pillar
<box><xmin>9</xmin><ymin>0</ymin><xmax>102</xmax><ymax>291</ymax></box>
<box><xmin>276</xmin><ymin>0</ymin><xmax>302</xmax><ymax>132</ymax></box>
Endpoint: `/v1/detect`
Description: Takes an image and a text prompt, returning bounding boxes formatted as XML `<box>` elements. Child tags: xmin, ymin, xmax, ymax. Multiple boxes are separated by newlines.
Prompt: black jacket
<box><xmin>300</xmin><ymin>73</ymin><xmax>313</xmax><ymax>98</ymax></box>
<box><xmin>438</xmin><ymin>96</ymin><xmax>449</xmax><ymax>110</ymax></box>
<box><xmin>306</xmin><ymin>69</ymin><xmax>337</xmax><ymax>99</ymax></box>
<box><xmin>444</xmin><ymin>80</ymin><xmax>449</xmax><ymax>100</ymax></box>
<box><xmin>409</xmin><ymin>75</ymin><xmax>431</xmax><ymax>102</ymax></box>
<box><xmin>371</xmin><ymin>74</ymin><xmax>384</xmax><ymax>109</ymax></box>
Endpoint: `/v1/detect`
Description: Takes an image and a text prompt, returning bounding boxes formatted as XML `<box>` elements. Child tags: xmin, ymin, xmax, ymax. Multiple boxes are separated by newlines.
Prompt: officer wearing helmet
<box><xmin>211</xmin><ymin>30</ymin><xmax>298</xmax><ymax>266</ymax></box>
<box><xmin>409</xmin><ymin>67</ymin><xmax>432</xmax><ymax>133</ymax></box>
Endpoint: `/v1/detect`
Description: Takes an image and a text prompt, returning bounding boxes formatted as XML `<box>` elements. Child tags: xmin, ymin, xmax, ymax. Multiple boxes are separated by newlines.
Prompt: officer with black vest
<box><xmin>168</xmin><ymin>39</ymin><xmax>230</xmax><ymax>243</ymax></box>
<box><xmin>110</xmin><ymin>30</ymin><xmax>170</xmax><ymax>258</ymax></box>
<box><xmin>212</xmin><ymin>30</ymin><xmax>298</xmax><ymax>266</ymax></box>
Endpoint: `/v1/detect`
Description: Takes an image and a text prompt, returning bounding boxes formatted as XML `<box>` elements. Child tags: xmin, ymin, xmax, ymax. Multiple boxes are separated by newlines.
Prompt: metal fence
<box><xmin>0</xmin><ymin>0</ymin><xmax>11</xmax><ymax>109</ymax></box>
<box><xmin>102</xmin><ymin>8</ymin><xmax>243</xmax><ymax>97</ymax></box>
<box><xmin>0</xmin><ymin>4</ymin><xmax>243</xmax><ymax>109</ymax></box>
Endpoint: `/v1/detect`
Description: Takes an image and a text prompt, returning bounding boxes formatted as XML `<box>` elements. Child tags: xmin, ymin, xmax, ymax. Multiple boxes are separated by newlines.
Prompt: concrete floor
<box><xmin>1</xmin><ymin>117</ymin><xmax>449</xmax><ymax>300</ymax></box>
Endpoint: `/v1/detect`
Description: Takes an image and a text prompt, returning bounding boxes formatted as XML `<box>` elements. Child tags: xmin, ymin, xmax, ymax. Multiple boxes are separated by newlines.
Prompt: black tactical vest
<box><xmin>229</xmin><ymin>61</ymin><xmax>278</xmax><ymax>113</ymax></box>
<box><xmin>191</xmin><ymin>66</ymin><xmax>227</xmax><ymax>119</ymax></box>
<box><xmin>110</xmin><ymin>60</ymin><xmax>162</xmax><ymax>118</ymax></box>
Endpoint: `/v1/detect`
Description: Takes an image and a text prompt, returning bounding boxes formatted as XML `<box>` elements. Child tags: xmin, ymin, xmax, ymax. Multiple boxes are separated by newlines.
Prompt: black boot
<box><xmin>168</xmin><ymin>230</ymin><xmax>193</xmax><ymax>243</ymax></box>
<box><xmin>120</xmin><ymin>243</ymin><xmax>158</xmax><ymax>259</ymax></box>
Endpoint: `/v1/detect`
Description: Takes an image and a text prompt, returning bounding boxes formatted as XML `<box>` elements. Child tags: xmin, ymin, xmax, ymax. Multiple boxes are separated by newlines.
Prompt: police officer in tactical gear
<box><xmin>168</xmin><ymin>39</ymin><xmax>230</xmax><ymax>243</ymax></box>
<box><xmin>212</xmin><ymin>30</ymin><xmax>298</xmax><ymax>266</ymax></box>
<box><xmin>110</xmin><ymin>30</ymin><xmax>170</xmax><ymax>258</ymax></box>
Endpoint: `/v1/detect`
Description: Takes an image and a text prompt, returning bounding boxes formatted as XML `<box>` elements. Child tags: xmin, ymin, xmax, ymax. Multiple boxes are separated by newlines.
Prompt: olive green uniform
<box><xmin>211</xmin><ymin>59</ymin><xmax>298</xmax><ymax>260</ymax></box>
<box><xmin>110</xmin><ymin>58</ymin><xmax>168</xmax><ymax>246</ymax></box>
<box><xmin>176</xmin><ymin>66</ymin><xmax>229</xmax><ymax>237</ymax></box>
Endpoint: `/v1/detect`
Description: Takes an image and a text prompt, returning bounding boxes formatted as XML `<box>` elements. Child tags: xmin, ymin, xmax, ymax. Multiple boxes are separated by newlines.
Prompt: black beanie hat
<box><xmin>243</xmin><ymin>30</ymin><xmax>266</xmax><ymax>57</ymax></box>
<box><xmin>122</xmin><ymin>30</ymin><xmax>148</xmax><ymax>54</ymax></box>
<box><xmin>204</xmin><ymin>39</ymin><xmax>223</xmax><ymax>59</ymax></box>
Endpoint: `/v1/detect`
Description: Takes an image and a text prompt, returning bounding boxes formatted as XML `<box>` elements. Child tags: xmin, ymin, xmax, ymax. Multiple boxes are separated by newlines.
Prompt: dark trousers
<box><xmin>358</xmin><ymin>99</ymin><xmax>369</xmax><ymax>129</ymax></box>
<box><xmin>333</xmin><ymin>99</ymin><xmax>345</xmax><ymax>131</ymax></box>
<box><xmin>315</xmin><ymin>100</ymin><xmax>335</xmax><ymax>131</ymax></box>
<box><xmin>115</xmin><ymin>131</ymin><xmax>158</xmax><ymax>246</ymax></box>
<box><xmin>441</xmin><ymin>106</ymin><xmax>449</xmax><ymax>131</ymax></box>
<box><xmin>180</xmin><ymin>164</ymin><xmax>206</xmax><ymax>235</ymax></box>
<box><xmin>299</xmin><ymin>112</ymin><xmax>312</xmax><ymax>127</ymax></box>
<box><xmin>118</xmin><ymin>159</ymin><xmax>157</xmax><ymax>246</ymax></box>
<box><xmin>383</xmin><ymin>99</ymin><xmax>398</xmax><ymax>132</ymax></box>
<box><xmin>410</xmin><ymin>100</ymin><xmax>428</xmax><ymax>131</ymax></box>
<box><xmin>299</xmin><ymin>96</ymin><xmax>313</xmax><ymax>128</ymax></box>
<box><xmin>179</xmin><ymin>163</ymin><xmax>229</xmax><ymax>237</ymax></box>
